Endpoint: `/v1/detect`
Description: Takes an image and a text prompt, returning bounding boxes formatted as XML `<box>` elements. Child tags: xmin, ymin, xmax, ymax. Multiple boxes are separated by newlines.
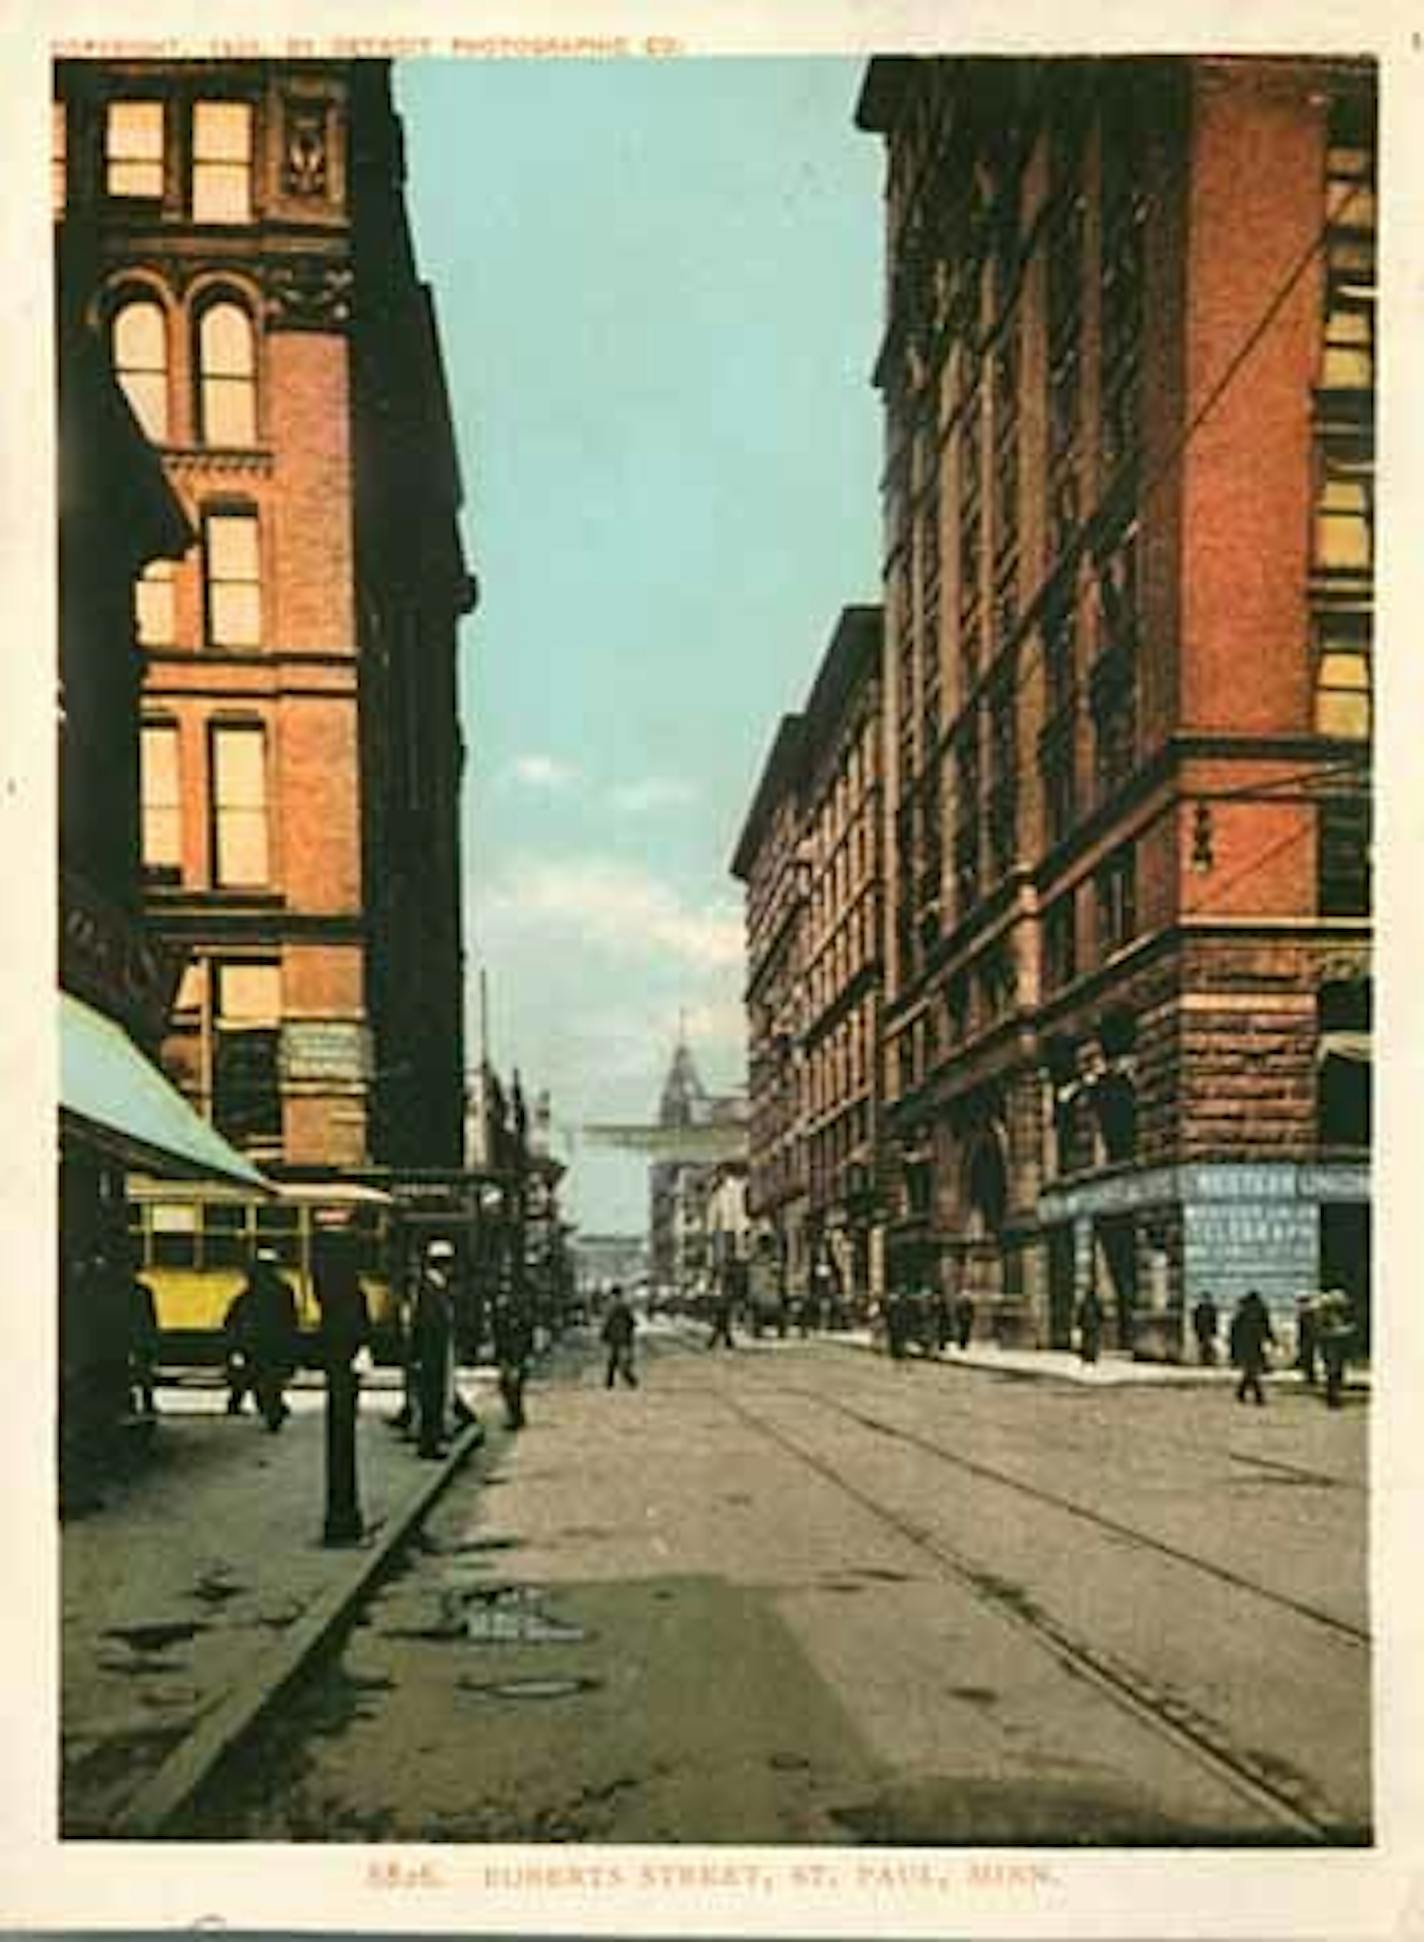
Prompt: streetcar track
<box><xmin>812</xmin><ymin>1336</ymin><xmax>1369</xmax><ymax>1492</ymax></box>
<box><xmin>750</xmin><ymin>1374</ymin><xmax>1368</xmax><ymax>1647</ymax></box>
<box><xmin>716</xmin><ymin>1382</ymin><xmax>1356</xmax><ymax>1845</ymax></box>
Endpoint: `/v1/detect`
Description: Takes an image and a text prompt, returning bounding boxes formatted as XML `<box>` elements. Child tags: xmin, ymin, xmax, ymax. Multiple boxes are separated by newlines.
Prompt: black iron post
<box><xmin>323</xmin><ymin>1362</ymin><xmax>364</xmax><ymax>1545</ymax></box>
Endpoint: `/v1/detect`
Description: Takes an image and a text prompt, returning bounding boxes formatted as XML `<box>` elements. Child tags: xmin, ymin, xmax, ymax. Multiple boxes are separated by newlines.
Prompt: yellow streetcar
<box><xmin>125</xmin><ymin>1177</ymin><xmax>402</xmax><ymax>1366</ymax></box>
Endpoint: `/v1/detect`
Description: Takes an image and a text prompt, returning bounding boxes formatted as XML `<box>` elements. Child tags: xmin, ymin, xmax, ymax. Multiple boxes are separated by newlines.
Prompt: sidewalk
<box><xmin>60</xmin><ymin>1366</ymin><xmax>504</xmax><ymax>1838</ymax></box>
<box><xmin>826</xmin><ymin>1329</ymin><xmax>1373</xmax><ymax>1391</ymax></box>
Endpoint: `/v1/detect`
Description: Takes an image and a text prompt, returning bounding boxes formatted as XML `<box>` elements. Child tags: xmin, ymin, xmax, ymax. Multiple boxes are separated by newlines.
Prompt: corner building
<box><xmin>53</xmin><ymin>59</ymin><xmax>475</xmax><ymax>1181</ymax></box>
<box><xmin>856</xmin><ymin>57</ymin><xmax>1372</xmax><ymax>1355</ymax></box>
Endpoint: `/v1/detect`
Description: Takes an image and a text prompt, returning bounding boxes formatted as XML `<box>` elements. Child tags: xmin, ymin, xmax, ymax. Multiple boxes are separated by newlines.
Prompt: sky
<box><xmin>395</xmin><ymin>57</ymin><xmax>884</xmax><ymax>1234</ymax></box>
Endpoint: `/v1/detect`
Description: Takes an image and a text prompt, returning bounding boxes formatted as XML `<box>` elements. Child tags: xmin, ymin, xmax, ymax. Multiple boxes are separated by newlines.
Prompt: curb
<box><xmin>110</xmin><ymin>1416</ymin><xmax>502</xmax><ymax>1840</ymax></box>
<box><xmin>823</xmin><ymin>1333</ymin><xmax>1244</xmax><ymax>1388</ymax></box>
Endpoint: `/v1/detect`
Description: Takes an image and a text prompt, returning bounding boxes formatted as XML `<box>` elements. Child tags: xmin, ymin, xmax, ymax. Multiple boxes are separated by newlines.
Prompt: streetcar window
<box><xmin>254</xmin><ymin>1201</ymin><xmax>301</xmax><ymax>1268</ymax></box>
<box><xmin>203</xmin><ymin>1201</ymin><xmax>249</xmax><ymax>1269</ymax></box>
<box><xmin>150</xmin><ymin>1202</ymin><xmax>198</xmax><ymax>1268</ymax></box>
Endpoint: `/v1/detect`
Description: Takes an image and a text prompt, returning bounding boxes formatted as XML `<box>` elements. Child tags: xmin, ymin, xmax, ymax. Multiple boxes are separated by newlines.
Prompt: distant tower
<box><xmin>649</xmin><ymin>1027</ymin><xmax>709</xmax><ymax>1292</ymax></box>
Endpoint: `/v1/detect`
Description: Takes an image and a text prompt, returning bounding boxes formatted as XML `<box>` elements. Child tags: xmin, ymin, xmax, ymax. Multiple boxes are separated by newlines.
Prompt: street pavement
<box><xmin>167</xmin><ymin>1322</ymin><xmax>1369</xmax><ymax>1847</ymax></box>
<box><xmin>60</xmin><ymin>1363</ymin><xmax>508</xmax><ymax>1837</ymax></box>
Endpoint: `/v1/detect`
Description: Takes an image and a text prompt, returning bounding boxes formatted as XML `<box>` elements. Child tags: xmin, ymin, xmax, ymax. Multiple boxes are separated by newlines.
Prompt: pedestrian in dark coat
<box><xmin>1077</xmin><ymin>1290</ymin><xmax>1104</xmax><ymax>1365</ymax></box>
<box><xmin>954</xmin><ymin>1294</ymin><xmax>975</xmax><ymax>1353</ymax></box>
<box><xmin>1191</xmin><ymin>1292</ymin><xmax>1220</xmax><ymax>1368</ymax></box>
<box><xmin>127</xmin><ymin>1267</ymin><xmax>160</xmax><ymax>1417</ymax></box>
<box><xmin>885</xmin><ymin>1290</ymin><xmax>910</xmax><ymax>1361</ymax></box>
<box><xmin>493</xmin><ymin>1303</ymin><xmax>534</xmax><ymax>1429</ymax></box>
<box><xmin>932</xmin><ymin>1290</ymin><xmax>953</xmax><ymax>1354</ymax></box>
<box><xmin>707</xmin><ymin>1288</ymin><xmax>735</xmax><ymax>1350</ymax></box>
<box><xmin>602</xmin><ymin>1287</ymin><xmax>639</xmax><ymax>1388</ymax></box>
<box><xmin>243</xmin><ymin>1248</ymin><xmax>301</xmax><ymax>1431</ymax></box>
<box><xmin>1229</xmin><ymin>1289</ymin><xmax>1275</xmax><ymax>1406</ymax></box>
<box><xmin>412</xmin><ymin>1240</ymin><xmax>456</xmax><ymax>1457</ymax></box>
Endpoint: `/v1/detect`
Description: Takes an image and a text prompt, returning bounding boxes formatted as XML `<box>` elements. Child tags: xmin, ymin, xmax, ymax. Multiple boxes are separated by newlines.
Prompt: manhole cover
<box><xmin>458</xmin><ymin>1674</ymin><xmax>602</xmax><ymax>1701</ymax></box>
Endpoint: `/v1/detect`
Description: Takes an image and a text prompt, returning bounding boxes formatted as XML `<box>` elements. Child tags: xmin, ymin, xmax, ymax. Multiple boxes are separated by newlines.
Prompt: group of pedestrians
<box><xmin>883</xmin><ymin>1289</ymin><xmax>975</xmax><ymax>1360</ymax></box>
<box><xmin>1190</xmin><ymin>1285</ymin><xmax>1358</xmax><ymax>1407</ymax></box>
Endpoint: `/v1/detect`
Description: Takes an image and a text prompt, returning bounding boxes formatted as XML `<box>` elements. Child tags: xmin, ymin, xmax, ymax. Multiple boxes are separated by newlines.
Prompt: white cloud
<box><xmin>483</xmin><ymin>855</ymin><xmax>743</xmax><ymax>970</ymax></box>
<box><xmin>508</xmin><ymin>753</ymin><xmax>578</xmax><ymax>790</ymax></box>
<box><xmin>609</xmin><ymin>775</ymin><xmax>698</xmax><ymax>814</ymax></box>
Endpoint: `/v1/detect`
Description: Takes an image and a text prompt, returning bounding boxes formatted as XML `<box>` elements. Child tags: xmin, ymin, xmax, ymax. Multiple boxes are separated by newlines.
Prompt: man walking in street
<box><xmin>493</xmin><ymin>1300</ymin><xmax>535</xmax><ymax>1429</ymax></box>
<box><xmin>1191</xmin><ymin>1291</ymin><xmax>1220</xmax><ymax>1368</ymax></box>
<box><xmin>1295</xmin><ymin>1290</ymin><xmax>1323</xmax><ymax>1385</ymax></box>
<box><xmin>707</xmin><ymin>1282</ymin><xmax>735</xmax><ymax>1351</ymax></box>
<box><xmin>1229</xmin><ymin>1288</ymin><xmax>1275</xmax><ymax>1406</ymax></box>
<box><xmin>602</xmin><ymin>1285</ymin><xmax>639</xmax><ymax>1388</ymax></box>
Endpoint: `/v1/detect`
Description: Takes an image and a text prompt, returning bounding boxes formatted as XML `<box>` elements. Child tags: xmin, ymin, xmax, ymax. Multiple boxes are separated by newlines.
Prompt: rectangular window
<box><xmin>213</xmin><ymin>960</ymin><xmax>281</xmax><ymax>1146</ymax></box>
<box><xmin>149</xmin><ymin>1201</ymin><xmax>197</xmax><ymax>1268</ymax></box>
<box><xmin>1315</xmin><ymin>442</ymin><xmax>1372</xmax><ymax>573</ymax></box>
<box><xmin>1315</xmin><ymin>611</ymin><xmax>1371</xmax><ymax>739</ymax></box>
<box><xmin>140</xmin><ymin>721</ymin><xmax>182</xmax><ymax>880</ymax></box>
<box><xmin>106</xmin><ymin>100</ymin><xmax>164</xmax><ymax>198</ymax></box>
<box><xmin>210</xmin><ymin>722</ymin><xmax>269</xmax><ymax>888</ymax></box>
<box><xmin>192</xmin><ymin>101</ymin><xmax>253</xmax><ymax>223</ymax></box>
<box><xmin>52</xmin><ymin>100</ymin><xmax>67</xmax><ymax>216</ymax></box>
<box><xmin>135</xmin><ymin>558</ymin><xmax>176</xmax><ymax>647</ymax></box>
<box><xmin>1094</xmin><ymin>846</ymin><xmax>1137</xmax><ymax>957</ymax></box>
<box><xmin>1318</xmin><ymin>796</ymin><xmax>1371</xmax><ymax>917</ymax></box>
<box><xmin>204</xmin><ymin>509</ymin><xmax>262</xmax><ymax>648</ymax></box>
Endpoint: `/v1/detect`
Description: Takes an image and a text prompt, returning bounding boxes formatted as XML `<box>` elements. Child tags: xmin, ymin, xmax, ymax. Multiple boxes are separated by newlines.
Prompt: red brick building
<box><xmin>733</xmin><ymin>607</ymin><xmax>884</xmax><ymax>1309</ymax></box>
<box><xmin>53</xmin><ymin>58</ymin><xmax>474</xmax><ymax>1185</ymax></box>
<box><xmin>856</xmin><ymin>57</ymin><xmax>1372</xmax><ymax>1355</ymax></box>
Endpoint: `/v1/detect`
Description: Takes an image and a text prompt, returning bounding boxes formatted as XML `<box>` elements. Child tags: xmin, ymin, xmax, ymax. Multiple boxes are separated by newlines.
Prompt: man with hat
<box><xmin>412</xmin><ymin>1238</ymin><xmax>457</xmax><ymax>1458</ymax></box>
<box><xmin>231</xmin><ymin>1245</ymin><xmax>301</xmax><ymax>1431</ymax></box>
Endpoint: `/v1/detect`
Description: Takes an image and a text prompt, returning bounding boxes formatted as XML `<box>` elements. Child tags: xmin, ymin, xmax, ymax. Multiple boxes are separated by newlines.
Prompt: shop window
<box><xmin>192</xmin><ymin>101</ymin><xmax>253</xmax><ymax>223</ymax></box>
<box><xmin>135</xmin><ymin>558</ymin><xmax>176</xmax><ymax>647</ymax></box>
<box><xmin>203</xmin><ymin>508</ymin><xmax>262</xmax><ymax>648</ymax></box>
<box><xmin>111</xmin><ymin>299</ymin><xmax>168</xmax><ymax>443</ymax></box>
<box><xmin>106</xmin><ymin>100</ymin><xmax>164</xmax><ymax>199</ymax></box>
<box><xmin>210</xmin><ymin>722</ymin><xmax>269</xmax><ymax>887</ymax></box>
<box><xmin>198</xmin><ymin>301</ymin><xmax>257</xmax><ymax>446</ymax></box>
<box><xmin>140</xmin><ymin>720</ymin><xmax>182</xmax><ymax>882</ymax></box>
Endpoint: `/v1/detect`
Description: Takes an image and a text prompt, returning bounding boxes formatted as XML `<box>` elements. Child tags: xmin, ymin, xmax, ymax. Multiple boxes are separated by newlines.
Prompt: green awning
<box><xmin>60</xmin><ymin>992</ymin><xmax>272</xmax><ymax>1192</ymax></box>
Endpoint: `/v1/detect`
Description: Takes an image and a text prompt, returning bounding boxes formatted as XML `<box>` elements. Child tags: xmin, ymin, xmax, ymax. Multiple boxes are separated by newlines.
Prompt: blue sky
<box><xmin>395</xmin><ymin>57</ymin><xmax>883</xmax><ymax>1233</ymax></box>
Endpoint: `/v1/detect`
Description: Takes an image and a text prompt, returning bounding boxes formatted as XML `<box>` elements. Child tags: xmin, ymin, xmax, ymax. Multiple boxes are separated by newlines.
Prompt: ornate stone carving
<box><xmin>283</xmin><ymin>102</ymin><xmax>329</xmax><ymax>199</ymax></box>
<box><xmin>265</xmin><ymin>259</ymin><xmax>353</xmax><ymax>332</ymax></box>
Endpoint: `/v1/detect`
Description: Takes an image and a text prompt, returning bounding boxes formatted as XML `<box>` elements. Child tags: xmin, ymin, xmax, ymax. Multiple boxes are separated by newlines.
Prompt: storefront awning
<box><xmin>60</xmin><ymin>992</ymin><xmax>272</xmax><ymax>1192</ymax></box>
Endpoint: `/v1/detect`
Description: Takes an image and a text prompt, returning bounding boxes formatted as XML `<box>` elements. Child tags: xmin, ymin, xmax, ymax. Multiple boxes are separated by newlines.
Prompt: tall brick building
<box><xmin>733</xmin><ymin>606</ymin><xmax>884</xmax><ymax>1307</ymax></box>
<box><xmin>53</xmin><ymin>58</ymin><xmax>475</xmax><ymax>1183</ymax></box>
<box><xmin>855</xmin><ymin>56</ymin><xmax>1372</xmax><ymax>1354</ymax></box>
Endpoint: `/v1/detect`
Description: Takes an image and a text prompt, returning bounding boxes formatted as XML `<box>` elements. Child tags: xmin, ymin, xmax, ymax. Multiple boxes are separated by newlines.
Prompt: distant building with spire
<box><xmin>649</xmin><ymin>1030</ymin><xmax>711</xmax><ymax>1292</ymax></box>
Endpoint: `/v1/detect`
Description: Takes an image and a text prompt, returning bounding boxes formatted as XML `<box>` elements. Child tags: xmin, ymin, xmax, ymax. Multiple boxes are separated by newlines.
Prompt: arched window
<box><xmin>112</xmin><ymin>299</ymin><xmax>168</xmax><ymax>442</ymax></box>
<box><xmin>198</xmin><ymin>301</ymin><xmax>257</xmax><ymax>447</ymax></box>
